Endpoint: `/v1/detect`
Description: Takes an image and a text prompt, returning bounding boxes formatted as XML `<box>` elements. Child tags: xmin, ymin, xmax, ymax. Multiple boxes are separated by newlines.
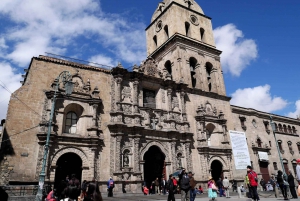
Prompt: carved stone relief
<box><xmin>122</xmin><ymin>86</ymin><xmax>132</xmax><ymax>103</ymax></box>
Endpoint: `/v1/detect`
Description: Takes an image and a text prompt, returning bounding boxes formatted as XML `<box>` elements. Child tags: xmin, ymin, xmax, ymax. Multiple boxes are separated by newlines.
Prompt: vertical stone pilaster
<box><xmin>167</xmin><ymin>88</ymin><xmax>172</xmax><ymax>112</ymax></box>
<box><xmin>133</xmin><ymin>137</ymin><xmax>140</xmax><ymax>172</ymax></box>
<box><xmin>115</xmin><ymin>77</ymin><xmax>123</xmax><ymax>111</ymax></box>
<box><xmin>115</xmin><ymin>135</ymin><xmax>122</xmax><ymax>172</ymax></box>
<box><xmin>171</xmin><ymin>141</ymin><xmax>176</xmax><ymax>172</ymax></box>
<box><xmin>92</xmin><ymin>104</ymin><xmax>98</xmax><ymax>127</ymax></box>
<box><xmin>110</xmin><ymin>136</ymin><xmax>115</xmax><ymax>176</ymax></box>
<box><xmin>132</xmin><ymin>80</ymin><xmax>139</xmax><ymax>113</ymax></box>
<box><xmin>185</xmin><ymin>143</ymin><xmax>193</xmax><ymax>172</ymax></box>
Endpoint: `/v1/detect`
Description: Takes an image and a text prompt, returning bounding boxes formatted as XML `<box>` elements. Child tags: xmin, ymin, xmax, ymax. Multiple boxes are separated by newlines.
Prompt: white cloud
<box><xmin>287</xmin><ymin>100</ymin><xmax>300</xmax><ymax>118</ymax></box>
<box><xmin>0</xmin><ymin>0</ymin><xmax>146</xmax><ymax>66</ymax></box>
<box><xmin>89</xmin><ymin>54</ymin><xmax>115</xmax><ymax>68</ymax></box>
<box><xmin>214</xmin><ymin>24</ymin><xmax>258</xmax><ymax>76</ymax></box>
<box><xmin>0</xmin><ymin>62</ymin><xmax>22</xmax><ymax>120</ymax></box>
<box><xmin>230</xmin><ymin>85</ymin><xmax>287</xmax><ymax>113</ymax></box>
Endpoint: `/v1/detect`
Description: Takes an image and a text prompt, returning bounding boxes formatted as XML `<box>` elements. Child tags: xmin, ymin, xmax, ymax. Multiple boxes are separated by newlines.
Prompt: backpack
<box><xmin>250</xmin><ymin>171</ymin><xmax>258</xmax><ymax>182</ymax></box>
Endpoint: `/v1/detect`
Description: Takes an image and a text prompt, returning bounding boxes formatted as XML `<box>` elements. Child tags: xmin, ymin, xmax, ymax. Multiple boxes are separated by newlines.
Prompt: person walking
<box><xmin>222</xmin><ymin>176</ymin><xmax>230</xmax><ymax>198</ymax></box>
<box><xmin>296</xmin><ymin>159</ymin><xmax>300</xmax><ymax>184</ymax></box>
<box><xmin>208</xmin><ymin>177</ymin><xmax>217</xmax><ymax>201</ymax></box>
<box><xmin>247</xmin><ymin>165</ymin><xmax>260</xmax><ymax>201</ymax></box>
<box><xmin>288</xmin><ymin>169</ymin><xmax>298</xmax><ymax>199</ymax></box>
<box><xmin>84</xmin><ymin>181</ymin><xmax>103</xmax><ymax>201</ymax></box>
<box><xmin>107</xmin><ymin>177</ymin><xmax>114</xmax><ymax>197</ymax></box>
<box><xmin>167</xmin><ymin>174</ymin><xmax>175</xmax><ymax>201</ymax></box>
<box><xmin>172</xmin><ymin>177</ymin><xmax>178</xmax><ymax>193</ymax></box>
<box><xmin>161</xmin><ymin>177</ymin><xmax>167</xmax><ymax>195</ymax></box>
<box><xmin>277</xmin><ymin>170</ymin><xmax>288</xmax><ymax>200</ymax></box>
<box><xmin>155</xmin><ymin>178</ymin><xmax>160</xmax><ymax>195</ymax></box>
<box><xmin>216</xmin><ymin>178</ymin><xmax>223</xmax><ymax>197</ymax></box>
<box><xmin>188</xmin><ymin>171</ymin><xmax>196</xmax><ymax>201</ymax></box>
<box><xmin>68</xmin><ymin>174</ymin><xmax>81</xmax><ymax>201</ymax></box>
<box><xmin>179</xmin><ymin>168</ymin><xmax>190</xmax><ymax>201</ymax></box>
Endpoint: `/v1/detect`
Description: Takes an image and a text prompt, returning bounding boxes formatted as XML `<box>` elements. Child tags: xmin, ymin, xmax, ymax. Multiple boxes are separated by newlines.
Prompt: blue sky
<box><xmin>0</xmin><ymin>0</ymin><xmax>299</xmax><ymax>120</ymax></box>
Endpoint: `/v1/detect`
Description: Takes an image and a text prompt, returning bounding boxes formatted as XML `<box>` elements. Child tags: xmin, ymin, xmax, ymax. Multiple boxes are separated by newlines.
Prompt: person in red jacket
<box><xmin>247</xmin><ymin>165</ymin><xmax>260</xmax><ymax>201</ymax></box>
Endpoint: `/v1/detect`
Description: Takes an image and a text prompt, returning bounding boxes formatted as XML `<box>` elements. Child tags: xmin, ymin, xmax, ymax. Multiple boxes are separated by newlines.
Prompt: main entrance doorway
<box><xmin>144</xmin><ymin>146</ymin><xmax>165</xmax><ymax>188</ymax></box>
<box><xmin>54</xmin><ymin>153</ymin><xmax>82</xmax><ymax>188</ymax></box>
<box><xmin>211</xmin><ymin>160</ymin><xmax>223</xmax><ymax>182</ymax></box>
<box><xmin>259</xmin><ymin>161</ymin><xmax>270</xmax><ymax>182</ymax></box>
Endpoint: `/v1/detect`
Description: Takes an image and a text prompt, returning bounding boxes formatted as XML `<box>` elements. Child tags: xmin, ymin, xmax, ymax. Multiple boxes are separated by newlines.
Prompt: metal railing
<box><xmin>0</xmin><ymin>185</ymin><xmax>38</xmax><ymax>196</ymax></box>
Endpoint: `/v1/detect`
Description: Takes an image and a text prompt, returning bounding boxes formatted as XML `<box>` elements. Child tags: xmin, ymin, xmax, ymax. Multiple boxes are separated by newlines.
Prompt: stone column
<box><xmin>133</xmin><ymin>137</ymin><xmax>140</xmax><ymax>172</ymax></box>
<box><xmin>171</xmin><ymin>141</ymin><xmax>176</xmax><ymax>172</ymax></box>
<box><xmin>167</xmin><ymin>88</ymin><xmax>172</xmax><ymax>112</ymax></box>
<box><xmin>115</xmin><ymin>135</ymin><xmax>122</xmax><ymax>173</ymax></box>
<box><xmin>110</xmin><ymin>136</ymin><xmax>115</xmax><ymax>176</ymax></box>
<box><xmin>132</xmin><ymin>80</ymin><xmax>139</xmax><ymax>113</ymax></box>
<box><xmin>90</xmin><ymin>148</ymin><xmax>96</xmax><ymax>180</ymax></box>
<box><xmin>211</xmin><ymin>68</ymin><xmax>218</xmax><ymax>93</ymax></box>
<box><xmin>185</xmin><ymin>142</ymin><xmax>193</xmax><ymax>172</ymax></box>
<box><xmin>115</xmin><ymin>76</ymin><xmax>123</xmax><ymax>111</ymax></box>
<box><xmin>92</xmin><ymin>104</ymin><xmax>98</xmax><ymax>127</ymax></box>
<box><xmin>180</xmin><ymin>91</ymin><xmax>187</xmax><ymax>121</ymax></box>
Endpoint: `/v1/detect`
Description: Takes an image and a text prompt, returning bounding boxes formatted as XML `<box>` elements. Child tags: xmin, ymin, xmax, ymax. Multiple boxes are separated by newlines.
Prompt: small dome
<box><xmin>151</xmin><ymin>0</ymin><xmax>204</xmax><ymax>22</ymax></box>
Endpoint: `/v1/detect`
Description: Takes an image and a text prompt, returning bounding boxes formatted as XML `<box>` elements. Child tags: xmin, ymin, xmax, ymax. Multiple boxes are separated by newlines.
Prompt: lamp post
<box><xmin>35</xmin><ymin>71</ymin><xmax>73</xmax><ymax>201</ymax></box>
<box><xmin>269</xmin><ymin>116</ymin><xmax>286</xmax><ymax>179</ymax></box>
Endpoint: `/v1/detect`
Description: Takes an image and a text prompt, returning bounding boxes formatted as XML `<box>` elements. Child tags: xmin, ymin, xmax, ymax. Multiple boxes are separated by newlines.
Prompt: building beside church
<box><xmin>1</xmin><ymin>0</ymin><xmax>300</xmax><ymax>193</ymax></box>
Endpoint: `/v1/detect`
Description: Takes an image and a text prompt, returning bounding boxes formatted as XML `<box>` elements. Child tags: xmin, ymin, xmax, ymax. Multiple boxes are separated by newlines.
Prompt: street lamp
<box><xmin>35</xmin><ymin>71</ymin><xmax>73</xmax><ymax>201</ymax></box>
<box><xmin>269</xmin><ymin>116</ymin><xmax>287</xmax><ymax>179</ymax></box>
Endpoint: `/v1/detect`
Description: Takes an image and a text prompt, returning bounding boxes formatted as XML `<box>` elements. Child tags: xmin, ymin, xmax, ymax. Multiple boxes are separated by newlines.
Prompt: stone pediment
<box><xmin>137</xmin><ymin>58</ymin><xmax>163</xmax><ymax>79</ymax></box>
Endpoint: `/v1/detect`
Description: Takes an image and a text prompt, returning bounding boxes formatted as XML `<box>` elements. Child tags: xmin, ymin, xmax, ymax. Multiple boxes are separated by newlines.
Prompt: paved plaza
<box><xmin>102</xmin><ymin>191</ymin><xmax>288</xmax><ymax>201</ymax></box>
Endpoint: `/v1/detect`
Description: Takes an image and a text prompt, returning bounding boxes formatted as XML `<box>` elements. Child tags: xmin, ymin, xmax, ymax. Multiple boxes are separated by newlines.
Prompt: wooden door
<box><xmin>259</xmin><ymin>161</ymin><xmax>270</xmax><ymax>182</ymax></box>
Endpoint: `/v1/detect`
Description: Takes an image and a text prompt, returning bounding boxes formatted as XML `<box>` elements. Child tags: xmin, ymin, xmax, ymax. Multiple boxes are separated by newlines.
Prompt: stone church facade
<box><xmin>1</xmin><ymin>0</ymin><xmax>300</xmax><ymax>193</ymax></box>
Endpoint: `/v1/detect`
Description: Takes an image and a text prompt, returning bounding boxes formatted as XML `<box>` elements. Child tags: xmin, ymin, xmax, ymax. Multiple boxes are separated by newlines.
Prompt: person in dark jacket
<box><xmin>179</xmin><ymin>168</ymin><xmax>190</xmax><ymax>201</ymax></box>
<box><xmin>288</xmin><ymin>169</ymin><xmax>298</xmax><ymax>199</ymax></box>
<box><xmin>188</xmin><ymin>171</ymin><xmax>197</xmax><ymax>201</ymax></box>
<box><xmin>216</xmin><ymin>178</ymin><xmax>223</xmax><ymax>197</ymax></box>
<box><xmin>277</xmin><ymin>170</ymin><xmax>288</xmax><ymax>200</ymax></box>
<box><xmin>167</xmin><ymin>174</ymin><xmax>175</xmax><ymax>201</ymax></box>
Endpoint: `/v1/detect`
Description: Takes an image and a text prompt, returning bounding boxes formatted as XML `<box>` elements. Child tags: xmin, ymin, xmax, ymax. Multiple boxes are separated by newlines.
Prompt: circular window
<box><xmin>190</xmin><ymin>15</ymin><xmax>199</xmax><ymax>26</ymax></box>
<box><xmin>156</xmin><ymin>20</ymin><xmax>163</xmax><ymax>32</ymax></box>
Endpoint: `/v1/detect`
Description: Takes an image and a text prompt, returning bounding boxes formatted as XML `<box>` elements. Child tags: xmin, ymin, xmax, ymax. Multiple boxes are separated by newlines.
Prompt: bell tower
<box><xmin>146</xmin><ymin>0</ymin><xmax>226</xmax><ymax>95</ymax></box>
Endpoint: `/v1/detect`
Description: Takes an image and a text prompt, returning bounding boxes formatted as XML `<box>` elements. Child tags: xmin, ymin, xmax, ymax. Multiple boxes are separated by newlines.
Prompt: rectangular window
<box><xmin>269</xmin><ymin>141</ymin><xmax>272</xmax><ymax>147</ymax></box>
<box><xmin>143</xmin><ymin>89</ymin><xmax>156</xmax><ymax>109</ymax></box>
<box><xmin>278</xmin><ymin>141</ymin><xmax>283</xmax><ymax>151</ymax></box>
<box><xmin>273</xmin><ymin>162</ymin><xmax>278</xmax><ymax>170</ymax></box>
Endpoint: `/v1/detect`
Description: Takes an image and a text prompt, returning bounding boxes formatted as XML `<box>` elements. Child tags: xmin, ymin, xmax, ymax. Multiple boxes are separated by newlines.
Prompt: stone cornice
<box><xmin>148</xmin><ymin>33</ymin><xmax>221</xmax><ymax>60</ymax></box>
<box><xmin>231</xmin><ymin>105</ymin><xmax>300</xmax><ymax>125</ymax></box>
<box><xmin>146</xmin><ymin>1</ymin><xmax>211</xmax><ymax>31</ymax></box>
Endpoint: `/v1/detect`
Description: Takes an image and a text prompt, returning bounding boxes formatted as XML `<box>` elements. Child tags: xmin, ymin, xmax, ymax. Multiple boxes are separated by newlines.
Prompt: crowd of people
<box><xmin>44</xmin><ymin>174</ymin><xmax>103</xmax><ymax>201</ymax></box>
<box><xmin>38</xmin><ymin>159</ymin><xmax>300</xmax><ymax>201</ymax></box>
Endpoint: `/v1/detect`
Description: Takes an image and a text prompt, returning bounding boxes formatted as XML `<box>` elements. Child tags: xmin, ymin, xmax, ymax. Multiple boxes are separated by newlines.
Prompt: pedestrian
<box><xmin>172</xmin><ymin>177</ymin><xmax>178</xmax><ymax>193</ymax></box>
<box><xmin>288</xmin><ymin>169</ymin><xmax>298</xmax><ymax>199</ymax></box>
<box><xmin>208</xmin><ymin>177</ymin><xmax>217</xmax><ymax>201</ymax></box>
<box><xmin>80</xmin><ymin>180</ymin><xmax>87</xmax><ymax>199</ymax></box>
<box><xmin>260</xmin><ymin>178</ymin><xmax>266</xmax><ymax>191</ymax></box>
<box><xmin>84</xmin><ymin>181</ymin><xmax>103</xmax><ymax>201</ymax></box>
<box><xmin>57</xmin><ymin>180</ymin><xmax>67</xmax><ymax>200</ymax></box>
<box><xmin>232</xmin><ymin>179</ymin><xmax>237</xmax><ymax>192</ymax></box>
<box><xmin>247</xmin><ymin>165</ymin><xmax>260</xmax><ymax>201</ymax></box>
<box><xmin>269</xmin><ymin>176</ymin><xmax>275</xmax><ymax>192</ymax></box>
<box><xmin>222</xmin><ymin>176</ymin><xmax>230</xmax><ymax>198</ymax></box>
<box><xmin>107</xmin><ymin>177</ymin><xmax>114</xmax><ymax>197</ymax></box>
<box><xmin>296</xmin><ymin>159</ymin><xmax>300</xmax><ymax>184</ymax></box>
<box><xmin>277</xmin><ymin>170</ymin><xmax>288</xmax><ymax>200</ymax></box>
<box><xmin>161</xmin><ymin>177</ymin><xmax>167</xmax><ymax>195</ymax></box>
<box><xmin>198</xmin><ymin>185</ymin><xmax>203</xmax><ymax>194</ymax></box>
<box><xmin>188</xmin><ymin>171</ymin><xmax>196</xmax><ymax>201</ymax></box>
<box><xmin>68</xmin><ymin>174</ymin><xmax>81</xmax><ymax>201</ymax></box>
<box><xmin>167</xmin><ymin>174</ymin><xmax>175</xmax><ymax>201</ymax></box>
<box><xmin>178</xmin><ymin>168</ymin><xmax>190</xmax><ymax>201</ymax></box>
<box><xmin>245</xmin><ymin>174</ymin><xmax>253</xmax><ymax>198</ymax></box>
<box><xmin>151</xmin><ymin>181</ymin><xmax>156</xmax><ymax>194</ymax></box>
<box><xmin>143</xmin><ymin>185</ymin><xmax>149</xmax><ymax>195</ymax></box>
<box><xmin>154</xmin><ymin>178</ymin><xmax>160</xmax><ymax>195</ymax></box>
<box><xmin>216</xmin><ymin>178</ymin><xmax>223</xmax><ymax>197</ymax></box>
<box><xmin>46</xmin><ymin>188</ymin><xmax>57</xmax><ymax>201</ymax></box>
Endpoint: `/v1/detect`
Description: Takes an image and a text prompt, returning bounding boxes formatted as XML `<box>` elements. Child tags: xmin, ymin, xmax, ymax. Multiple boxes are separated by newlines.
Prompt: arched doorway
<box><xmin>211</xmin><ymin>160</ymin><xmax>223</xmax><ymax>182</ymax></box>
<box><xmin>143</xmin><ymin>146</ymin><xmax>166</xmax><ymax>188</ymax></box>
<box><xmin>54</xmin><ymin>153</ymin><xmax>82</xmax><ymax>188</ymax></box>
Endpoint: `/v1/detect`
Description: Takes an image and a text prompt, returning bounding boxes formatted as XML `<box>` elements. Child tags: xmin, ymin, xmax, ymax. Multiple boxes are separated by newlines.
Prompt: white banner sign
<box><xmin>229</xmin><ymin>130</ymin><xmax>251</xmax><ymax>170</ymax></box>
